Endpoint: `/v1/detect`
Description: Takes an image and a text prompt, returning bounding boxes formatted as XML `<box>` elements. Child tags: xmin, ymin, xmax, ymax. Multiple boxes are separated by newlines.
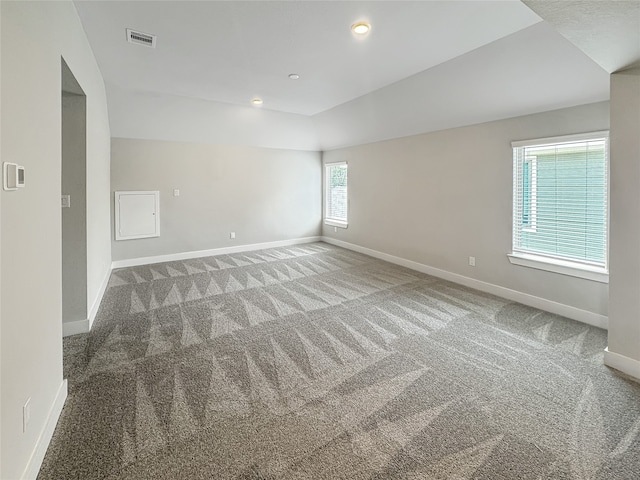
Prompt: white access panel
<box><xmin>115</xmin><ymin>191</ymin><xmax>160</xmax><ymax>240</ymax></box>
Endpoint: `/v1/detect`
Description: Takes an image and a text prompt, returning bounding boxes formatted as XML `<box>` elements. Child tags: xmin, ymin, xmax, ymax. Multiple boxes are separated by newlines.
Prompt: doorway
<box><xmin>61</xmin><ymin>59</ymin><xmax>87</xmax><ymax>332</ymax></box>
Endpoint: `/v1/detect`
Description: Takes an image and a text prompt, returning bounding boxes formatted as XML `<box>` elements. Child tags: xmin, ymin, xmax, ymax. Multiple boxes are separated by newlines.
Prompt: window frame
<box><xmin>508</xmin><ymin>131</ymin><xmax>609</xmax><ymax>283</ymax></box>
<box><xmin>324</xmin><ymin>161</ymin><xmax>348</xmax><ymax>228</ymax></box>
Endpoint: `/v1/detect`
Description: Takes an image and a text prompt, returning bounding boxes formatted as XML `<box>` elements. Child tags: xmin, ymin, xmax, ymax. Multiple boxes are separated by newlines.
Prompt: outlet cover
<box><xmin>61</xmin><ymin>195</ymin><xmax>71</xmax><ymax>208</ymax></box>
<box><xmin>230</xmin><ymin>232</ymin><xmax>236</xmax><ymax>239</ymax></box>
<box><xmin>469</xmin><ymin>256</ymin><xmax>476</xmax><ymax>267</ymax></box>
<box><xmin>173</xmin><ymin>189</ymin><xmax>180</xmax><ymax>197</ymax></box>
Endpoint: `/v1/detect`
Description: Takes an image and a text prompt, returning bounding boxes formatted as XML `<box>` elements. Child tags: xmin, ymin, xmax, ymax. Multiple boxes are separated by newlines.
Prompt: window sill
<box><xmin>507</xmin><ymin>252</ymin><xmax>608</xmax><ymax>284</ymax></box>
<box><xmin>324</xmin><ymin>219</ymin><xmax>348</xmax><ymax>229</ymax></box>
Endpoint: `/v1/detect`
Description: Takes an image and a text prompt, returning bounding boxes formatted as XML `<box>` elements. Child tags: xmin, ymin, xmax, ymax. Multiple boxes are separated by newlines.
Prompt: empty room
<box><xmin>1</xmin><ymin>1</ymin><xmax>640</xmax><ymax>479</ymax></box>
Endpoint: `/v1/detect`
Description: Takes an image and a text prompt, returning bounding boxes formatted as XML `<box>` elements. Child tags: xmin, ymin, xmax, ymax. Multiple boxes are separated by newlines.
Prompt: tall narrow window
<box><xmin>510</xmin><ymin>131</ymin><xmax>609</xmax><ymax>281</ymax></box>
<box><xmin>325</xmin><ymin>162</ymin><xmax>348</xmax><ymax>227</ymax></box>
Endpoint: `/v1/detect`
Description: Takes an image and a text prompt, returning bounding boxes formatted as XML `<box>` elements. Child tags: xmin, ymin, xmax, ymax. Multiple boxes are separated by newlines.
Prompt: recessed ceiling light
<box><xmin>351</xmin><ymin>22</ymin><xmax>370</xmax><ymax>35</ymax></box>
<box><xmin>288</xmin><ymin>73</ymin><xmax>300</xmax><ymax>80</ymax></box>
<box><xmin>251</xmin><ymin>98</ymin><xmax>263</xmax><ymax>105</ymax></box>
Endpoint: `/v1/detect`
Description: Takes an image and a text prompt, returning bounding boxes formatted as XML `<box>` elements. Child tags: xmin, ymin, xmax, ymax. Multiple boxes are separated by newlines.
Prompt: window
<box><xmin>521</xmin><ymin>156</ymin><xmax>537</xmax><ymax>231</ymax></box>
<box><xmin>325</xmin><ymin>162</ymin><xmax>348</xmax><ymax>227</ymax></box>
<box><xmin>509</xmin><ymin>131</ymin><xmax>609</xmax><ymax>282</ymax></box>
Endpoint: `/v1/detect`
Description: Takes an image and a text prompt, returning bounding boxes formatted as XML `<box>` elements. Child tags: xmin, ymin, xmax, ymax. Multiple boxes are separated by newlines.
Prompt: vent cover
<box><xmin>126</xmin><ymin>28</ymin><xmax>156</xmax><ymax>48</ymax></box>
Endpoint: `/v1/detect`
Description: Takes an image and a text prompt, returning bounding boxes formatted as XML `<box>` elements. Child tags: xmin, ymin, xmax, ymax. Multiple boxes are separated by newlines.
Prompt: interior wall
<box><xmin>0</xmin><ymin>1</ymin><xmax>111</xmax><ymax>478</ymax></box>
<box><xmin>111</xmin><ymin>138</ymin><xmax>321</xmax><ymax>262</ymax></box>
<box><xmin>322</xmin><ymin>101</ymin><xmax>610</xmax><ymax>317</ymax></box>
<box><xmin>608</xmin><ymin>68</ymin><xmax>640</xmax><ymax>363</ymax></box>
<box><xmin>62</xmin><ymin>92</ymin><xmax>87</xmax><ymax>324</ymax></box>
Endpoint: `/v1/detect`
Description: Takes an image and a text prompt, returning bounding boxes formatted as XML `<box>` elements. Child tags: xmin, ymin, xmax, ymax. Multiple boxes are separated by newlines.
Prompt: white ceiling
<box><xmin>524</xmin><ymin>0</ymin><xmax>640</xmax><ymax>73</ymax></box>
<box><xmin>73</xmin><ymin>0</ymin><xmax>635</xmax><ymax>151</ymax></box>
<box><xmin>74</xmin><ymin>0</ymin><xmax>542</xmax><ymax>116</ymax></box>
<box><xmin>313</xmin><ymin>21</ymin><xmax>610</xmax><ymax>150</ymax></box>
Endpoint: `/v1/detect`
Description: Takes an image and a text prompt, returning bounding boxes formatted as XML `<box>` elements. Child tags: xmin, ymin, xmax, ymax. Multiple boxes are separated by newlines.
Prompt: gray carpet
<box><xmin>38</xmin><ymin>242</ymin><xmax>640</xmax><ymax>479</ymax></box>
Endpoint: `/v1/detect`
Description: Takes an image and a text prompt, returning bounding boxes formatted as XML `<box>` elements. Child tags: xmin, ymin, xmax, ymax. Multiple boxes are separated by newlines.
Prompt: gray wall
<box><xmin>111</xmin><ymin>138</ymin><xmax>322</xmax><ymax>262</ymax></box>
<box><xmin>1</xmin><ymin>2</ymin><xmax>111</xmax><ymax>477</ymax></box>
<box><xmin>322</xmin><ymin>101</ymin><xmax>610</xmax><ymax>316</ymax></box>
<box><xmin>62</xmin><ymin>92</ymin><xmax>87</xmax><ymax>324</ymax></box>
<box><xmin>609</xmin><ymin>68</ymin><xmax>640</xmax><ymax>362</ymax></box>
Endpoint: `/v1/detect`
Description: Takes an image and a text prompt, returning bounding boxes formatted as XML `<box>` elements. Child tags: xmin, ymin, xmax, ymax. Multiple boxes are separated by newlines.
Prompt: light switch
<box><xmin>3</xmin><ymin>162</ymin><xmax>24</xmax><ymax>191</ymax></box>
<box><xmin>61</xmin><ymin>195</ymin><xmax>71</xmax><ymax>208</ymax></box>
<box><xmin>173</xmin><ymin>189</ymin><xmax>180</xmax><ymax>197</ymax></box>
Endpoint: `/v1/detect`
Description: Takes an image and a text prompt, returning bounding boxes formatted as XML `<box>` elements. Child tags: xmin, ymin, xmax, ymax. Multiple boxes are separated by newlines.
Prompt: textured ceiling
<box><xmin>524</xmin><ymin>0</ymin><xmax>640</xmax><ymax>73</ymax></box>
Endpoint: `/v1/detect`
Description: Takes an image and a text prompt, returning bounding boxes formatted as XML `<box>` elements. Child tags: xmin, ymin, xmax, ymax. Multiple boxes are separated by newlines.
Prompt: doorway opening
<box><xmin>61</xmin><ymin>58</ymin><xmax>87</xmax><ymax>333</ymax></box>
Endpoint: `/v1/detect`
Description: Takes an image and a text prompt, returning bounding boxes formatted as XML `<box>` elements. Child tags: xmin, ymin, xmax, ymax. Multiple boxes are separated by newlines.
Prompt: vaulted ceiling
<box><xmin>73</xmin><ymin>1</ymin><xmax>639</xmax><ymax>150</ymax></box>
<box><xmin>75</xmin><ymin>0</ymin><xmax>545</xmax><ymax>115</ymax></box>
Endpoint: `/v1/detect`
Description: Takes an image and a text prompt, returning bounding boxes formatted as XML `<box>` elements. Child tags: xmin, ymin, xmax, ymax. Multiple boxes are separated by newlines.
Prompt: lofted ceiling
<box><xmin>74</xmin><ymin>0</ymin><xmax>542</xmax><ymax>116</ymax></box>
<box><xmin>72</xmin><ymin>1</ymin><xmax>636</xmax><ymax>150</ymax></box>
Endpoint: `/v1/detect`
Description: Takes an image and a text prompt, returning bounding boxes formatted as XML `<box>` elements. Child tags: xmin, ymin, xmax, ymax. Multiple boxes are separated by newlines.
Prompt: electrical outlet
<box><xmin>61</xmin><ymin>195</ymin><xmax>70</xmax><ymax>208</ymax></box>
<box><xmin>230</xmin><ymin>232</ymin><xmax>235</xmax><ymax>239</ymax></box>
<box><xmin>469</xmin><ymin>256</ymin><xmax>476</xmax><ymax>267</ymax></box>
<box><xmin>23</xmin><ymin>398</ymin><xmax>31</xmax><ymax>433</ymax></box>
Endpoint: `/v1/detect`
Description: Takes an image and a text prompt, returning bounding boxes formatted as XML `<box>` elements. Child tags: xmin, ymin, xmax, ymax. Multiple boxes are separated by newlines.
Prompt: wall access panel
<box><xmin>115</xmin><ymin>191</ymin><xmax>160</xmax><ymax>240</ymax></box>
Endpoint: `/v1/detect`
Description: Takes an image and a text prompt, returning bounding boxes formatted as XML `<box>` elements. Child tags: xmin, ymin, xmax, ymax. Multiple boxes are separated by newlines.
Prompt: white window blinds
<box><xmin>512</xmin><ymin>132</ymin><xmax>609</xmax><ymax>269</ymax></box>
<box><xmin>325</xmin><ymin>162</ymin><xmax>348</xmax><ymax>224</ymax></box>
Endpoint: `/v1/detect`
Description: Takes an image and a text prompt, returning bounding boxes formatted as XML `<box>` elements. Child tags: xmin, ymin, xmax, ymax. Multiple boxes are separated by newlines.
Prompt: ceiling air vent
<box><xmin>126</xmin><ymin>28</ymin><xmax>156</xmax><ymax>48</ymax></box>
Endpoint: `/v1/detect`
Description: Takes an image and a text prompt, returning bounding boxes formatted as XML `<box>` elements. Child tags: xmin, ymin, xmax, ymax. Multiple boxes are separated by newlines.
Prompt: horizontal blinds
<box><xmin>512</xmin><ymin>136</ymin><xmax>608</xmax><ymax>268</ymax></box>
<box><xmin>326</xmin><ymin>164</ymin><xmax>347</xmax><ymax>222</ymax></box>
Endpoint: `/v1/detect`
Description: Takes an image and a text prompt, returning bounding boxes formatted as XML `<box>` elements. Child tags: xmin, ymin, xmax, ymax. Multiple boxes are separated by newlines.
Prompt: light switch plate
<box><xmin>3</xmin><ymin>162</ymin><xmax>20</xmax><ymax>191</ymax></box>
<box><xmin>61</xmin><ymin>195</ymin><xmax>71</xmax><ymax>208</ymax></box>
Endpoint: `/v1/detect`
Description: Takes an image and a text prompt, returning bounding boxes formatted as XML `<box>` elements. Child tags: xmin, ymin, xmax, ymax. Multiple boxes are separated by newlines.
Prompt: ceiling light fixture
<box><xmin>351</xmin><ymin>22</ymin><xmax>371</xmax><ymax>35</ymax></box>
<box><xmin>251</xmin><ymin>98</ymin><xmax>263</xmax><ymax>105</ymax></box>
<box><xmin>288</xmin><ymin>73</ymin><xmax>300</xmax><ymax>80</ymax></box>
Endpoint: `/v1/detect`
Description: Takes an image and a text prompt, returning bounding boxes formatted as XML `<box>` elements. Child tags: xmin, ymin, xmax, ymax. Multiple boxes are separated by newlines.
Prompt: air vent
<box><xmin>126</xmin><ymin>28</ymin><xmax>156</xmax><ymax>48</ymax></box>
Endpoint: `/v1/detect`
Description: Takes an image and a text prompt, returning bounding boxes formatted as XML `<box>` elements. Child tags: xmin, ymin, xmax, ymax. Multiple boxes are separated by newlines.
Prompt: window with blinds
<box><xmin>512</xmin><ymin>132</ymin><xmax>609</xmax><ymax>271</ymax></box>
<box><xmin>325</xmin><ymin>162</ymin><xmax>348</xmax><ymax>225</ymax></box>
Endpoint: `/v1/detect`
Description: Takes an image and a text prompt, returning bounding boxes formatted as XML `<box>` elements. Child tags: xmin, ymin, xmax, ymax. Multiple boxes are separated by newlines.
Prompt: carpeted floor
<box><xmin>38</xmin><ymin>242</ymin><xmax>639</xmax><ymax>479</ymax></box>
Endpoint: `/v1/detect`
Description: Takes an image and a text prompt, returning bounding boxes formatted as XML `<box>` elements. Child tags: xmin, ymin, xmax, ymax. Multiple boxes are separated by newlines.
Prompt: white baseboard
<box><xmin>62</xmin><ymin>266</ymin><xmax>112</xmax><ymax>337</ymax></box>
<box><xmin>322</xmin><ymin>237</ymin><xmax>609</xmax><ymax>330</ymax></box>
<box><xmin>21</xmin><ymin>379</ymin><xmax>68</xmax><ymax>480</ymax></box>
<box><xmin>604</xmin><ymin>348</ymin><xmax>640</xmax><ymax>380</ymax></box>
<box><xmin>88</xmin><ymin>267</ymin><xmax>112</xmax><ymax>331</ymax></box>
<box><xmin>111</xmin><ymin>236</ymin><xmax>323</xmax><ymax>269</ymax></box>
<box><xmin>62</xmin><ymin>318</ymin><xmax>89</xmax><ymax>337</ymax></box>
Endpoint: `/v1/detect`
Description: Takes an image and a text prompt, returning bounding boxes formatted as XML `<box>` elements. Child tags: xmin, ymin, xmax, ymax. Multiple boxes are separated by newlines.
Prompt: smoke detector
<box><xmin>126</xmin><ymin>29</ymin><xmax>157</xmax><ymax>48</ymax></box>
